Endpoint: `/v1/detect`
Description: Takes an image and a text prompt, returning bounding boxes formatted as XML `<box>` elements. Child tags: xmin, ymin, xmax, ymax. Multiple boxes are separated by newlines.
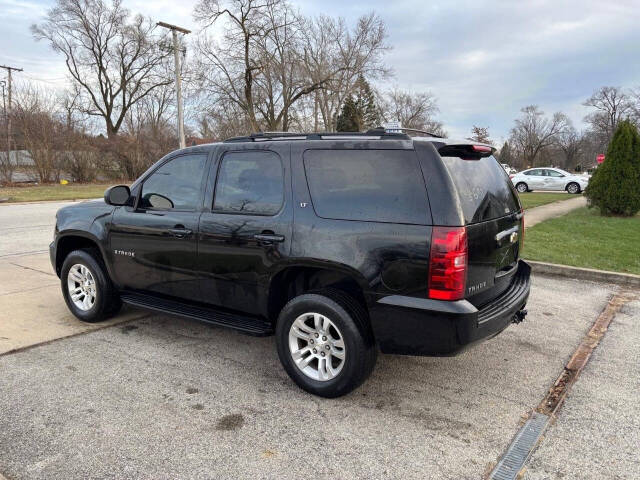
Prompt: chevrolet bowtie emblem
<box><xmin>510</xmin><ymin>231</ymin><xmax>518</xmax><ymax>244</ymax></box>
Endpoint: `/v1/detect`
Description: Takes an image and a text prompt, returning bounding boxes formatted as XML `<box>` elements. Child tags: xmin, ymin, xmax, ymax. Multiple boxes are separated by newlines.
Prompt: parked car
<box><xmin>510</xmin><ymin>167</ymin><xmax>588</xmax><ymax>194</ymax></box>
<box><xmin>50</xmin><ymin>130</ymin><xmax>531</xmax><ymax>398</ymax></box>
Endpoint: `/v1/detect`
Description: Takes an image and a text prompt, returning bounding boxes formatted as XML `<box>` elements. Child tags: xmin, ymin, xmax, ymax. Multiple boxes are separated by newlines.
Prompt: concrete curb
<box><xmin>528</xmin><ymin>260</ymin><xmax>640</xmax><ymax>287</ymax></box>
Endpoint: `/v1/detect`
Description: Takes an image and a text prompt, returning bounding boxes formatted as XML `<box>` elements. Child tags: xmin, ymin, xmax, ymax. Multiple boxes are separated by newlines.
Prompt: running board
<box><xmin>120</xmin><ymin>292</ymin><xmax>274</xmax><ymax>336</ymax></box>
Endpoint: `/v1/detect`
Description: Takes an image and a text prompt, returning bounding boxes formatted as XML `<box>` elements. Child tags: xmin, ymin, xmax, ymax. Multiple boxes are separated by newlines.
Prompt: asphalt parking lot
<box><xmin>1</xmin><ymin>201</ymin><xmax>638</xmax><ymax>479</ymax></box>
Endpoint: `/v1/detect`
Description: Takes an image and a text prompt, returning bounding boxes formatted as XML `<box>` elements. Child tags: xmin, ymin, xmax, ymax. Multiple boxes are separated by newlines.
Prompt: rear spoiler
<box><xmin>437</xmin><ymin>144</ymin><xmax>495</xmax><ymax>159</ymax></box>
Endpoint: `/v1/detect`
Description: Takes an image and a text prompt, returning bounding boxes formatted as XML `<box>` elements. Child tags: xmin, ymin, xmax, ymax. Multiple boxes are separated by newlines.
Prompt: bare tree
<box><xmin>380</xmin><ymin>89</ymin><xmax>445</xmax><ymax>136</ymax></box>
<box><xmin>194</xmin><ymin>0</ymin><xmax>389</xmax><ymax>132</ymax></box>
<box><xmin>13</xmin><ymin>82</ymin><xmax>65</xmax><ymax>183</ymax></box>
<box><xmin>301</xmin><ymin>13</ymin><xmax>390</xmax><ymax>131</ymax></box>
<box><xmin>194</xmin><ymin>0</ymin><xmax>277</xmax><ymax>131</ymax></box>
<box><xmin>583</xmin><ymin>86</ymin><xmax>632</xmax><ymax>147</ymax></box>
<box><xmin>32</xmin><ymin>0</ymin><xmax>172</xmax><ymax>138</ymax></box>
<box><xmin>469</xmin><ymin>125</ymin><xmax>492</xmax><ymax>145</ymax></box>
<box><xmin>509</xmin><ymin>105</ymin><xmax>570</xmax><ymax>168</ymax></box>
<box><xmin>555</xmin><ymin>121</ymin><xmax>584</xmax><ymax>171</ymax></box>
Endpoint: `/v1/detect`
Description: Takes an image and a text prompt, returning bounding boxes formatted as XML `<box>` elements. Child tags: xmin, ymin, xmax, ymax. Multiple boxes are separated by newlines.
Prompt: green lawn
<box><xmin>517</xmin><ymin>192</ymin><xmax>577</xmax><ymax>210</ymax></box>
<box><xmin>523</xmin><ymin>207</ymin><xmax>640</xmax><ymax>274</ymax></box>
<box><xmin>0</xmin><ymin>184</ymin><xmax>112</xmax><ymax>203</ymax></box>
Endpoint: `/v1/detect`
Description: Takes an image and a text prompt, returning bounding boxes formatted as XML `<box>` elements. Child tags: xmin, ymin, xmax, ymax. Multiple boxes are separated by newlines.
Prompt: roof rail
<box><xmin>375</xmin><ymin>127</ymin><xmax>444</xmax><ymax>139</ymax></box>
<box><xmin>223</xmin><ymin>130</ymin><xmax>411</xmax><ymax>143</ymax></box>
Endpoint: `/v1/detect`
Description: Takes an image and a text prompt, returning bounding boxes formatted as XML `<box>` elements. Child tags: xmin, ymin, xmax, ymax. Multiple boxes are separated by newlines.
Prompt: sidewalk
<box><xmin>524</xmin><ymin>296</ymin><xmax>640</xmax><ymax>479</ymax></box>
<box><xmin>525</xmin><ymin>195</ymin><xmax>587</xmax><ymax>228</ymax></box>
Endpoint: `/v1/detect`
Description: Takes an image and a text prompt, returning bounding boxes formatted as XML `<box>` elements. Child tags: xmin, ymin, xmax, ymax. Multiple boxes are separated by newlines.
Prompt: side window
<box><xmin>303</xmin><ymin>149</ymin><xmax>430</xmax><ymax>224</ymax></box>
<box><xmin>546</xmin><ymin>169</ymin><xmax>563</xmax><ymax>177</ymax></box>
<box><xmin>214</xmin><ymin>151</ymin><xmax>284</xmax><ymax>215</ymax></box>
<box><xmin>140</xmin><ymin>154</ymin><xmax>207</xmax><ymax>210</ymax></box>
<box><xmin>525</xmin><ymin>169</ymin><xmax>541</xmax><ymax>176</ymax></box>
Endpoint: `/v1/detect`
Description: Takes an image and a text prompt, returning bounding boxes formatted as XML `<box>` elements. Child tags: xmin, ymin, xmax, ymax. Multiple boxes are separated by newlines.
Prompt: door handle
<box><xmin>169</xmin><ymin>228</ymin><xmax>193</xmax><ymax>238</ymax></box>
<box><xmin>254</xmin><ymin>233</ymin><xmax>285</xmax><ymax>244</ymax></box>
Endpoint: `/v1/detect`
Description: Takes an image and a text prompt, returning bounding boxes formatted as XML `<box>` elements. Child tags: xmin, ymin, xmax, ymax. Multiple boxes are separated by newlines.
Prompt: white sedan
<box><xmin>510</xmin><ymin>167</ymin><xmax>589</xmax><ymax>194</ymax></box>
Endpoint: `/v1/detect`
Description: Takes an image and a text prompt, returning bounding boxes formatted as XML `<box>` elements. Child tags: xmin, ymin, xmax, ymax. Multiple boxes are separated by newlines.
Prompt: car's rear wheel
<box><xmin>566</xmin><ymin>182</ymin><xmax>580</xmax><ymax>194</ymax></box>
<box><xmin>276</xmin><ymin>289</ymin><xmax>377</xmax><ymax>398</ymax></box>
<box><xmin>516</xmin><ymin>182</ymin><xmax>528</xmax><ymax>193</ymax></box>
<box><xmin>61</xmin><ymin>249</ymin><xmax>121</xmax><ymax>323</ymax></box>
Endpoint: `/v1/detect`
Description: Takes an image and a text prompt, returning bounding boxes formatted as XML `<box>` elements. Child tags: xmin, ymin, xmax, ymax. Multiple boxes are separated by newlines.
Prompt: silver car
<box><xmin>510</xmin><ymin>167</ymin><xmax>588</xmax><ymax>194</ymax></box>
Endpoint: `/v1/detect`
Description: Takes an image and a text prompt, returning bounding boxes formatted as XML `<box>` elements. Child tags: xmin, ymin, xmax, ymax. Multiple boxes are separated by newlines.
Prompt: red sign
<box><xmin>596</xmin><ymin>154</ymin><xmax>605</xmax><ymax>164</ymax></box>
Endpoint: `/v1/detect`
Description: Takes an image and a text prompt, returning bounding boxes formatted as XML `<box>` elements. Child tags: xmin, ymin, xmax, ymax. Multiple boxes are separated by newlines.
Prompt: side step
<box><xmin>120</xmin><ymin>292</ymin><xmax>274</xmax><ymax>336</ymax></box>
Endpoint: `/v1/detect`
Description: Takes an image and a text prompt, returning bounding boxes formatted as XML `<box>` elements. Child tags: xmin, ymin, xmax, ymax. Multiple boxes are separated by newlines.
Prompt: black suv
<box><xmin>50</xmin><ymin>130</ymin><xmax>530</xmax><ymax>397</ymax></box>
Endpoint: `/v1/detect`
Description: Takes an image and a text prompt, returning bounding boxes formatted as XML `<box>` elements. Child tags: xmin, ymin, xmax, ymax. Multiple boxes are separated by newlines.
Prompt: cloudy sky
<box><xmin>1</xmin><ymin>0</ymin><xmax>639</xmax><ymax>141</ymax></box>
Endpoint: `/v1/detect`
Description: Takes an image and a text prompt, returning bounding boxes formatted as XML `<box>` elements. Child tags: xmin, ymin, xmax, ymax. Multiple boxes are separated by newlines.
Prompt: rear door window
<box><xmin>214</xmin><ymin>150</ymin><xmax>284</xmax><ymax>215</ymax></box>
<box><xmin>441</xmin><ymin>155</ymin><xmax>520</xmax><ymax>224</ymax></box>
<box><xmin>303</xmin><ymin>149</ymin><xmax>430</xmax><ymax>224</ymax></box>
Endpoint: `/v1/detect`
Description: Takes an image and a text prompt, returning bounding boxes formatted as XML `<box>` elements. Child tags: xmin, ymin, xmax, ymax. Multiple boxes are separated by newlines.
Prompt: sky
<box><xmin>1</xmin><ymin>0</ymin><xmax>639</xmax><ymax>141</ymax></box>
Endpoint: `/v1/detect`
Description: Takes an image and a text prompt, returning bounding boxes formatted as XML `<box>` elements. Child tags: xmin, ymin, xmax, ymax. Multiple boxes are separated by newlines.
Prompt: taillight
<box><xmin>509</xmin><ymin>174</ymin><xmax>514</xmax><ymax>179</ymax></box>
<box><xmin>428</xmin><ymin>226</ymin><xmax>468</xmax><ymax>301</ymax></box>
<box><xmin>519</xmin><ymin>211</ymin><xmax>525</xmax><ymax>251</ymax></box>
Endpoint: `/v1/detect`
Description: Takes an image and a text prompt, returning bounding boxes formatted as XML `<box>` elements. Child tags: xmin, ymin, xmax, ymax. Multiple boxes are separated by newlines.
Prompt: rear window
<box><xmin>304</xmin><ymin>149</ymin><xmax>430</xmax><ymax>224</ymax></box>
<box><xmin>442</xmin><ymin>155</ymin><xmax>520</xmax><ymax>224</ymax></box>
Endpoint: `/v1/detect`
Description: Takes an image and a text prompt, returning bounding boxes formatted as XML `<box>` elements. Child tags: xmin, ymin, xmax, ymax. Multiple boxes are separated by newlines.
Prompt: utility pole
<box><xmin>0</xmin><ymin>80</ymin><xmax>6</xmax><ymax>171</ymax></box>
<box><xmin>0</xmin><ymin>65</ymin><xmax>22</xmax><ymax>176</ymax></box>
<box><xmin>157</xmin><ymin>22</ymin><xmax>190</xmax><ymax>149</ymax></box>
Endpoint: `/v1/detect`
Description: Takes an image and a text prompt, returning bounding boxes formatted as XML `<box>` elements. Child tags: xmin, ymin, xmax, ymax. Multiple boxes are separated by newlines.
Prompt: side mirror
<box><xmin>104</xmin><ymin>185</ymin><xmax>131</xmax><ymax>206</ymax></box>
<box><xmin>145</xmin><ymin>193</ymin><xmax>174</xmax><ymax>209</ymax></box>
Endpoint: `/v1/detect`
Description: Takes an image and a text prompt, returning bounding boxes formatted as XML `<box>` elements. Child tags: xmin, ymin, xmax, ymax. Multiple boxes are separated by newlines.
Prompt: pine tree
<box><xmin>585</xmin><ymin>120</ymin><xmax>640</xmax><ymax>216</ymax></box>
<box><xmin>498</xmin><ymin>141</ymin><xmax>513</xmax><ymax>165</ymax></box>
<box><xmin>336</xmin><ymin>95</ymin><xmax>361</xmax><ymax>132</ymax></box>
<box><xmin>336</xmin><ymin>76</ymin><xmax>381</xmax><ymax>132</ymax></box>
<box><xmin>355</xmin><ymin>75</ymin><xmax>381</xmax><ymax>129</ymax></box>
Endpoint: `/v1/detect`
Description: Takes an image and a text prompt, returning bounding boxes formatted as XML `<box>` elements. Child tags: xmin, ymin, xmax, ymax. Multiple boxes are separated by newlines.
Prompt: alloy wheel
<box><xmin>288</xmin><ymin>312</ymin><xmax>346</xmax><ymax>381</ymax></box>
<box><xmin>67</xmin><ymin>263</ymin><xmax>97</xmax><ymax>311</ymax></box>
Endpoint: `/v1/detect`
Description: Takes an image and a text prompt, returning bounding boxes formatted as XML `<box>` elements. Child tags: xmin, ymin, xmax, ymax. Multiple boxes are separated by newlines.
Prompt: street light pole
<box><xmin>157</xmin><ymin>22</ymin><xmax>191</xmax><ymax>149</ymax></box>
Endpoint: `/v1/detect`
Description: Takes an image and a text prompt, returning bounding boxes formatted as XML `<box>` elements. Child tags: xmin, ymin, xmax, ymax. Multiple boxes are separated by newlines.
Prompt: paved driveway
<box><xmin>0</xmin><ymin>201</ymin><xmax>638</xmax><ymax>479</ymax></box>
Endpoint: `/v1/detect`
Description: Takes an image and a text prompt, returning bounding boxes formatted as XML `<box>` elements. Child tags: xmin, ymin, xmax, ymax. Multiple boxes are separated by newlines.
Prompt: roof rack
<box><xmin>384</xmin><ymin>127</ymin><xmax>444</xmax><ymax>139</ymax></box>
<box><xmin>223</xmin><ymin>129</ymin><xmax>411</xmax><ymax>143</ymax></box>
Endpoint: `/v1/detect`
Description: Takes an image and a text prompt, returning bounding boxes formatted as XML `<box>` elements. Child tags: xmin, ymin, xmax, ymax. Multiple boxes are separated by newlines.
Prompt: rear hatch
<box><xmin>439</xmin><ymin>148</ymin><xmax>523</xmax><ymax>307</ymax></box>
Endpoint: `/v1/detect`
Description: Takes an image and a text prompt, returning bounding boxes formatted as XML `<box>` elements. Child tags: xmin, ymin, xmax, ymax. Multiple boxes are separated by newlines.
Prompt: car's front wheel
<box><xmin>61</xmin><ymin>249</ymin><xmax>121</xmax><ymax>323</ymax></box>
<box><xmin>566</xmin><ymin>182</ymin><xmax>580</xmax><ymax>194</ymax></box>
<box><xmin>515</xmin><ymin>182</ymin><xmax>528</xmax><ymax>193</ymax></box>
<box><xmin>276</xmin><ymin>289</ymin><xmax>377</xmax><ymax>398</ymax></box>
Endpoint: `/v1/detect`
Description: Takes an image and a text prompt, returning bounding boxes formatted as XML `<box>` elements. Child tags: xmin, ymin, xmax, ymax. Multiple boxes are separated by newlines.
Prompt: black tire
<box><xmin>516</xmin><ymin>182</ymin><xmax>528</xmax><ymax>193</ymax></box>
<box><xmin>275</xmin><ymin>288</ymin><xmax>377</xmax><ymax>398</ymax></box>
<box><xmin>61</xmin><ymin>248</ymin><xmax>122</xmax><ymax>323</ymax></box>
<box><xmin>566</xmin><ymin>182</ymin><xmax>580</xmax><ymax>194</ymax></box>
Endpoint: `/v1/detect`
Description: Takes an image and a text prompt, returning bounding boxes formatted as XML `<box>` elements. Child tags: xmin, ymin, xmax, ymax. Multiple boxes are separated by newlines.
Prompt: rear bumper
<box><xmin>369</xmin><ymin>260</ymin><xmax>531</xmax><ymax>356</ymax></box>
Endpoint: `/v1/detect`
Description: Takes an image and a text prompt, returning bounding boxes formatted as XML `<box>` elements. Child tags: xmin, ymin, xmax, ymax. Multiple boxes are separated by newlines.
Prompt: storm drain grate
<box><xmin>490</xmin><ymin>412</ymin><xmax>549</xmax><ymax>480</ymax></box>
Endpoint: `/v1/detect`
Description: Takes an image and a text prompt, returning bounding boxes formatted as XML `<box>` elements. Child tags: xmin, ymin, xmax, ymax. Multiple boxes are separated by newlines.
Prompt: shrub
<box><xmin>585</xmin><ymin>120</ymin><xmax>640</xmax><ymax>216</ymax></box>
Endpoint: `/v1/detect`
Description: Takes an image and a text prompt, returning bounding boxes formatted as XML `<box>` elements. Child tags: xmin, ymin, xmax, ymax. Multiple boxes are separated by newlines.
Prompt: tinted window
<box><xmin>441</xmin><ymin>155</ymin><xmax>520</xmax><ymax>224</ymax></box>
<box><xmin>214</xmin><ymin>151</ymin><xmax>283</xmax><ymax>215</ymax></box>
<box><xmin>140</xmin><ymin>154</ymin><xmax>207</xmax><ymax>210</ymax></box>
<box><xmin>304</xmin><ymin>149</ymin><xmax>429</xmax><ymax>224</ymax></box>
